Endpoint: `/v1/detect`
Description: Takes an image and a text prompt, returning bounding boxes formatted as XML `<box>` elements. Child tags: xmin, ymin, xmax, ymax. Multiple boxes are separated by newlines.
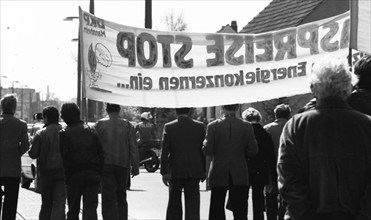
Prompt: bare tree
<box><xmin>163</xmin><ymin>10</ymin><xmax>188</xmax><ymax>32</ymax></box>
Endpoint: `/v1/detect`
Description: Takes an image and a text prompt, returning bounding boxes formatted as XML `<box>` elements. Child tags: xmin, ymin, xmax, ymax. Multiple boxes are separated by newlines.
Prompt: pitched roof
<box><xmin>240</xmin><ymin>0</ymin><xmax>324</xmax><ymax>34</ymax></box>
<box><xmin>217</xmin><ymin>24</ymin><xmax>237</xmax><ymax>33</ymax></box>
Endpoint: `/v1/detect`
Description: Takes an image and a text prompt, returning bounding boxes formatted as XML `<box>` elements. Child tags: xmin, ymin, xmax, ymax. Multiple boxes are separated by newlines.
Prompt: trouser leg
<box><xmin>166</xmin><ymin>179</ymin><xmax>183</xmax><ymax>220</ymax></box>
<box><xmin>82</xmin><ymin>171</ymin><xmax>100</xmax><ymax>220</ymax></box>
<box><xmin>102</xmin><ymin>166</ymin><xmax>119</xmax><ymax>220</ymax></box>
<box><xmin>39</xmin><ymin>176</ymin><xmax>53</xmax><ymax>220</ymax></box>
<box><xmin>209</xmin><ymin>186</ymin><xmax>227</xmax><ymax>220</ymax></box>
<box><xmin>51</xmin><ymin>177</ymin><xmax>66</xmax><ymax>220</ymax></box>
<box><xmin>229</xmin><ymin>185</ymin><xmax>248</xmax><ymax>220</ymax></box>
<box><xmin>251</xmin><ymin>184</ymin><xmax>265</xmax><ymax>220</ymax></box>
<box><xmin>184</xmin><ymin>179</ymin><xmax>200</xmax><ymax>220</ymax></box>
<box><xmin>1</xmin><ymin>177</ymin><xmax>20</xmax><ymax>220</ymax></box>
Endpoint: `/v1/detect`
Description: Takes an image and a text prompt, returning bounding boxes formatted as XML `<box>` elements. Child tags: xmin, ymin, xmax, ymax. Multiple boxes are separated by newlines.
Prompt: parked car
<box><xmin>21</xmin><ymin>121</ymin><xmax>43</xmax><ymax>192</ymax></box>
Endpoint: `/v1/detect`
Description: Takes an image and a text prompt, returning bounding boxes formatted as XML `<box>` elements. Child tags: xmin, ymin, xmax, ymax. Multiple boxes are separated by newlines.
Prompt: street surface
<box><xmin>15</xmin><ymin>169</ymin><xmax>255</xmax><ymax>220</ymax></box>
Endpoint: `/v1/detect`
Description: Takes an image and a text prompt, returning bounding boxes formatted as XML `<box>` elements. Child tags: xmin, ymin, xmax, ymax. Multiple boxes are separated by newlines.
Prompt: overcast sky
<box><xmin>0</xmin><ymin>0</ymin><xmax>270</xmax><ymax>101</ymax></box>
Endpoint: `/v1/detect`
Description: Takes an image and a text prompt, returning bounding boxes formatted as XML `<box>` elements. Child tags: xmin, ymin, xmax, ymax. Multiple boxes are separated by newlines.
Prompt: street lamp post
<box><xmin>63</xmin><ymin>16</ymin><xmax>82</xmax><ymax>117</ymax></box>
<box><xmin>12</xmin><ymin>80</ymin><xmax>19</xmax><ymax>93</ymax></box>
<box><xmin>20</xmin><ymin>85</ymin><xmax>26</xmax><ymax>120</ymax></box>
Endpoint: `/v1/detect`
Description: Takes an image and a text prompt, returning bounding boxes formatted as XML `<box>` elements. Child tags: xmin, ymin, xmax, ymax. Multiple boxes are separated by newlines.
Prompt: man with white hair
<box><xmin>277</xmin><ymin>57</ymin><xmax>371</xmax><ymax>220</ymax></box>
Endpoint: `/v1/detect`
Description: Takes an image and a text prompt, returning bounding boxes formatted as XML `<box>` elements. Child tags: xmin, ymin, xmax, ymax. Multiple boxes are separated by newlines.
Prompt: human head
<box><xmin>222</xmin><ymin>104</ymin><xmax>239</xmax><ymax>112</ymax></box>
<box><xmin>175</xmin><ymin>108</ymin><xmax>192</xmax><ymax>115</ymax></box>
<box><xmin>60</xmin><ymin>102</ymin><xmax>80</xmax><ymax>125</ymax></box>
<box><xmin>141</xmin><ymin>112</ymin><xmax>152</xmax><ymax>121</ymax></box>
<box><xmin>242</xmin><ymin>107</ymin><xmax>261</xmax><ymax>123</ymax></box>
<box><xmin>1</xmin><ymin>93</ymin><xmax>17</xmax><ymax>114</ymax></box>
<box><xmin>106</xmin><ymin>103</ymin><xmax>120</xmax><ymax>113</ymax></box>
<box><xmin>274</xmin><ymin>104</ymin><xmax>291</xmax><ymax>119</ymax></box>
<box><xmin>354</xmin><ymin>55</ymin><xmax>371</xmax><ymax>89</ymax></box>
<box><xmin>310</xmin><ymin>57</ymin><xmax>352</xmax><ymax>100</ymax></box>
<box><xmin>42</xmin><ymin>106</ymin><xmax>59</xmax><ymax>123</ymax></box>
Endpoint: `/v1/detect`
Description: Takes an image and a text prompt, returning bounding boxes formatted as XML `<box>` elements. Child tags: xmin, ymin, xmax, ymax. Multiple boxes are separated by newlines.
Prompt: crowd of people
<box><xmin>0</xmin><ymin>55</ymin><xmax>370</xmax><ymax>220</ymax></box>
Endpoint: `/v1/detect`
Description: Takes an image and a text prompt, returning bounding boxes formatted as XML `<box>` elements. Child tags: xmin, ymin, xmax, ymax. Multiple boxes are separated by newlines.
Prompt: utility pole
<box><xmin>145</xmin><ymin>0</ymin><xmax>152</xmax><ymax>29</ymax></box>
<box><xmin>86</xmin><ymin>0</ymin><xmax>97</xmax><ymax>122</ymax></box>
<box><xmin>21</xmin><ymin>86</ymin><xmax>24</xmax><ymax>119</ymax></box>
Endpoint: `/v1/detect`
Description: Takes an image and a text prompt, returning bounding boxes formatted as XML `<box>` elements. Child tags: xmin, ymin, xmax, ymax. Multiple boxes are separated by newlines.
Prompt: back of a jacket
<box><xmin>95</xmin><ymin>116</ymin><xmax>139</xmax><ymax>170</ymax></box>
<box><xmin>203</xmin><ymin>116</ymin><xmax>258</xmax><ymax>186</ymax></box>
<box><xmin>348</xmin><ymin>89</ymin><xmax>371</xmax><ymax>116</ymax></box>
<box><xmin>0</xmin><ymin>114</ymin><xmax>30</xmax><ymax>177</ymax></box>
<box><xmin>160</xmin><ymin>116</ymin><xmax>206</xmax><ymax>179</ymax></box>
<box><xmin>60</xmin><ymin>122</ymin><xmax>103</xmax><ymax>176</ymax></box>
<box><xmin>278</xmin><ymin>101</ymin><xmax>371</xmax><ymax>219</ymax></box>
<box><xmin>29</xmin><ymin>123</ymin><xmax>64</xmax><ymax>176</ymax></box>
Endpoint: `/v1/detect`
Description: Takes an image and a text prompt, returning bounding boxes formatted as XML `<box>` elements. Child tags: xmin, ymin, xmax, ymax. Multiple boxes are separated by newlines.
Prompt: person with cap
<box><xmin>135</xmin><ymin>112</ymin><xmax>157</xmax><ymax>147</ymax></box>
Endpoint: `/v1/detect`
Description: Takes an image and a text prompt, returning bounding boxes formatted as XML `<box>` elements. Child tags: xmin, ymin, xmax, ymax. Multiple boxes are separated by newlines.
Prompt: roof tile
<box><xmin>240</xmin><ymin>0</ymin><xmax>324</xmax><ymax>34</ymax></box>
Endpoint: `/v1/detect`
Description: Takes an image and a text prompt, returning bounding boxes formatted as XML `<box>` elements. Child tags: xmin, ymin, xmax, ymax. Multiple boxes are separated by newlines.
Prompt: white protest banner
<box><xmin>350</xmin><ymin>0</ymin><xmax>371</xmax><ymax>55</ymax></box>
<box><xmin>79</xmin><ymin>8</ymin><xmax>350</xmax><ymax>108</ymax></box>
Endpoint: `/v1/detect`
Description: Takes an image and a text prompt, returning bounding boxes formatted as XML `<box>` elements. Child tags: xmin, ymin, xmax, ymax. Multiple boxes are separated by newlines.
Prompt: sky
<box><xmin>0</xmin><ymin>0</ymin><xmax>271</xmax><ymax>101</ymax></box>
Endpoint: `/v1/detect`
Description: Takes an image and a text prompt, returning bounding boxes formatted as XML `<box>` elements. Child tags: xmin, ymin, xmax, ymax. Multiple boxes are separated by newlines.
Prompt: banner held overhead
<box><xmin>79</xmin><ymin>8</ymin><xmax>350</xmax><ymax>108</ymax></box>
<box><xmin>350</xmin><ymin>0</ymin><xmax>371</xmax><ymax>55</ymax></box>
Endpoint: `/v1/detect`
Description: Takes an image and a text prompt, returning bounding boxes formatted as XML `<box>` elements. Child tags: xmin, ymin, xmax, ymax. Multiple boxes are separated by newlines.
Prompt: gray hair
<box><xmin>1</xmin><ymin>94</ymin><xmax>17</xmax><ymax>114</ymax></box>
<box><xmin>310</xmin><ymin>57</ymin><xmax>352</xmax><ymax>100</ymax></box>
<box><xmin>242</xmin><ymin>107</ymin><xmax>262</xmax><ymax>123</ymax></box>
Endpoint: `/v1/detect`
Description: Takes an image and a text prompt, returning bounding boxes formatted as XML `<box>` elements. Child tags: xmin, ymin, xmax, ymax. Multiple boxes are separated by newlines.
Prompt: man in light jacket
<box><xmin>203</xmin><ymin>104</ymin><xmax>258</xmax><ymax>220</ymax></box>
<box><xmin>95</xmin><ymin>103</ymin><xmax>139</xmax><ymax>220</ymax></box>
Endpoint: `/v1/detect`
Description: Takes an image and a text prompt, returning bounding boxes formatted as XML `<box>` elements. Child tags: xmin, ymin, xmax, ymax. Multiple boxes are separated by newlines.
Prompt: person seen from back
<box><xmin>263</xmin><ymin>104</ymin><xmax>291</xmax><ymax>220</ymax></box>
<box><xmin>0</xmin><ymin>94</ymin><xmax>30</xmax><ymax>220</ymax></box>
<box><xmin>203</xmin><ymin>104</ymin><xmax>258</xmax><ymax>220</ymax></box>
<box><xmin>347</xmin><ymin>55</ymin><xmax>371</xmax><ymax>116</ymax></box>
<box><xmin>95</xmin><ymin>103</ymin><xmax>139</xmax><ymax>220</ymax></box>
<box><xmin>241</xmin><ymin>107</ymin><xmax>276</xmax><ymax>220</ymax></box>
<box><xmin>59</xmin><ymin>102</ymin><xmax>104</xmax><ymax>220</ymax></box>
<box><xmin>160</xmin><ymin>108</ymin><xmax>206</xmax><ymax>220</ymax></box>
<box><xmin>278</xmin><ymin>56</ymin><xmax>371</xmax><ymax>220</ymax></box>
<box><xmin>29</xmin><ymin>106</ymin><xmax>65</xmax><ymax>220</ymax></box>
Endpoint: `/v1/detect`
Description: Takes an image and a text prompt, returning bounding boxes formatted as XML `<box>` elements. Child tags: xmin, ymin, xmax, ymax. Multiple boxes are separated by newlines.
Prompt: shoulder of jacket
<box><xmin>97</xmin><ymin>117</ymin><xmax>110</xmax><ymax>122</ymax></box>
<box><xmin>165</xmin><ymin>119</ymin><xmax>177</xmax><ymax>126</ymax></box>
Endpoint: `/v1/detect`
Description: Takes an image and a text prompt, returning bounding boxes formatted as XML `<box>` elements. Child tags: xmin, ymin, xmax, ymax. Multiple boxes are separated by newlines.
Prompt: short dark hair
<box><xmin>1</xmin><ymin>94</ymin><xmax>17</xmax><ymax>114</ymax></box>
<box><xmin>175</xmin><ymin>108</ymin><xmax>191</xmax><ymax>115</ymax></box>
<box><xmin>42</xmin><ymin>106</ymin><xmax>59</xmax><ymax>123</ymax></box>
<box><xmin>222</xmin><ymin>104</ymin><xmax>239</xmax><ymax>111</ymax></box>
<box><xmin>106</xmin><ymin>103</ymin><xmax>120</xmax><ymax>113</ymax></box>
<box><xmin>274</xmin><ymin>104</ymin><xmax>291</xmax><ymax>119</ymax></box>
<box><xmin>60</xmin><ymin>102</ymin><xmax>80</xmax><ymax>125</ymax></box>
<box><xmin>354</xmin><ymin>55</ymin><xmax>371</xmax><ymax>89</ymax></box>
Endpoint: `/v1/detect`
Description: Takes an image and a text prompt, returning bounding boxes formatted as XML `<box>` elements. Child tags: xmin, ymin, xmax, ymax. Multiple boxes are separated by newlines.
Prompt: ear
<box><xmin>310</xmin><ymin>84</ymin><xmax>317</xmax><ymax>98</ymax></box>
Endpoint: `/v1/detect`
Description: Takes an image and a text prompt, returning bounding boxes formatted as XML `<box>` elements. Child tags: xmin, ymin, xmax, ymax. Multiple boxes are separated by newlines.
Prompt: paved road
<box><xmin>15</xmin><ymin>169</ymin><xmax>255</xmax><ymax>220</ymax></box>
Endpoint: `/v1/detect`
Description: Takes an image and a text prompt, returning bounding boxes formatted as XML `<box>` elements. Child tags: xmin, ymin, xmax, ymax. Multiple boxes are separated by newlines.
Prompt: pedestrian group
<box><xmin>0</xmin><ymin>55</ymin><xmax>371</xmax><ymax>220</ymax></box>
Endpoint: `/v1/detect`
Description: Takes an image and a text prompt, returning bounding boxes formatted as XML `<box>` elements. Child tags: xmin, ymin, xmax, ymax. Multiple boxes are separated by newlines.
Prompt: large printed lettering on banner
<box><xmin>79</xmin><ymin>8</ymin><xmax>350</xmax><ymax>107</ymax></box>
